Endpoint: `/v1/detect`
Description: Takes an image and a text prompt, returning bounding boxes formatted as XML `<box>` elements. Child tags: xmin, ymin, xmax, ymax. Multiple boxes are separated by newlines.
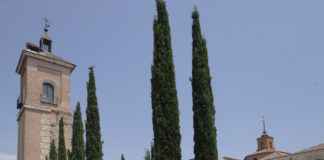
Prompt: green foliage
<box><xmin>71</xmin><ymin>102</ymin><xmax>85</xmax><ymax>160</ymax></box>
<box><xmin>191</xmin><ymin>8</ymin><xmax>218</xmax><ymax>160</ymax></box>
<box><xmin>86</xmin><ymin>67</ymin><xmax>103</xmax><ymax>160</ymax></box>
<box><xmin>151</xmin><ymin>1</ymin><xmax>182</xmax><ymax>160</ymax></box>
<box><xmin>49</xmin><ymin>140</ymin><xmax>57</xmax><ymax>160</ymax></box>
<box><xmin>58</xmin><ymin>118</ymin><xmax>67</xmax><ymax>160</ymax></box>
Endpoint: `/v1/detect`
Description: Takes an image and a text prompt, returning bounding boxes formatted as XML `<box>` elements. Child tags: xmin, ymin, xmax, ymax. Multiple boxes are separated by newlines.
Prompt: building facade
<box><xmin>16</xmin><ymin>31</ymin><xmax>75</xmax><ymax>160</ymax></box>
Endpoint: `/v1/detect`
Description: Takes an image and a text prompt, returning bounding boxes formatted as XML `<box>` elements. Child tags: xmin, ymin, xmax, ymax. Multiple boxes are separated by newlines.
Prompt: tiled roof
<box><xmin>259</xmin><ymin>151</ymin><xmax>290</xmax><ymax>160</ymax></box>
<box><xmin>223</xmin><ymin>156</ymin><xmax>240</xmax><ymax>160</ymax></box>
<box><xmin>244</xmin><ymin>149</ymin><xmax>275</xmax><ymax>157</ymax></box>
<box><xmin>295</xmin><ymin>143</ymin><xmax>324</xmax><ymax>154</ymax></box>
<box><xmin>259</xmin><ymin>144</ymin><xmax>324</xmax><ymax>160</ymax></box>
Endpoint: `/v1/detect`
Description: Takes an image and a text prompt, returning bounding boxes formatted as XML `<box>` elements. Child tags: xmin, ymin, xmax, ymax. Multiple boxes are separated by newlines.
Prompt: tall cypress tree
<box><xmin>151</xmin><ymin>1</ymin><xmax>181</xmax><ymax>160</ymax></box>
<box><xmin>58</xmin><ymin>118</ymin><xmax>67</xmax><ymax>160</ymax></box>
<box><xmin>71</xmin><ymin>102</ymin><xmax>85</xmax><ymax>160</ymax></box>
<box><xmin>150</xmin><ymin>143</ymin><xmax>155</xmax><ymax>160</ymax></box>
<box><xmin>67</xmin><ymin>150</ymin><xmax>71</xmax><ymax>160</ymax></box>
<box><xmin>121</xmin><ymin>154</ymin><xmax>125</xmax><ymax>160</ymax></box>
<box><xmin>49</xmin><ymin>140</ymin><xmax>57</xmax><ymax>160</ymax></box>
<box><xmin>86</xmin><ymin>67</ymin><xmax>103</xmax><ymax>160</ymax></box>
<box><xmin>191</xmin><ymin>8</ymin><xmax>218</xmax><ymax>160</ymax></box>
<box><xmin>144</xmin><ymin>149</ymin><xmax>151</xmax><ymax>160</ymax></box>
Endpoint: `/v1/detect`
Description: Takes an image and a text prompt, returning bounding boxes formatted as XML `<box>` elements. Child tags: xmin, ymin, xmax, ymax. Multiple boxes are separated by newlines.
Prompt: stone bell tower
<box><xmin>244</xmin><ymin>118</ymin><xmax>276</xmax><ymax>160</ymax></box>
<box><xmin>256</xmin><ymin>117</ymin><xmax>274</xmax><ymax>152</ymax></box>
<box><xmin>16</xmin><ymin>27</ymin><xmax>75</xmax><ymax>160</ymax></box>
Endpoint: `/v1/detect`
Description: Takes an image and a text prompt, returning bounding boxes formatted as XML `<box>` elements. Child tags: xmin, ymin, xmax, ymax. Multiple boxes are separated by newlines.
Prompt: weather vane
<box><xmin>43</xmin><ymin>17</ymin><xmax>50</xmax><ymax>33</ymax></box>
<box><xmin>262</xmin><ymin>116</ymin><xmax>267</xmax><ymax>134</ymax></box>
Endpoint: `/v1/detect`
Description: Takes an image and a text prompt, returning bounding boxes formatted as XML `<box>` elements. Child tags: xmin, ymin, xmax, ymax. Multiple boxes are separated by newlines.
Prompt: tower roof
<box><xmin>16</xmin><ymin>25</ymin><xmax>75</xmax><ymax>74</ymax></box>
<box><xmin>16</xmin><ymin>42</ymin><xmax>75</xmax><ymax>74</ymax></box>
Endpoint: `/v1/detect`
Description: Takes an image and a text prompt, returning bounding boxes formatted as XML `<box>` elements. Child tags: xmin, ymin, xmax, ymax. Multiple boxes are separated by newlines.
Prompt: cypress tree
<box><xmin>86</xmin><ymin>67</ymin><xmax>103</xmax><ymax>160</ymax></box>
<box><xmin>49</xmin><ymin>140</ymin><xmax>57</xmax><ymax>160</ymax></box>
<box><xmin>58</xmin><ymin>118</ymin><xmax>67</xmax><ymax>160</ymax></box>
<box><xmin>121</xmin><ymin>154</ymin><xmax>125</xmax><ymax>160</ymax></box>
<box><xmin>191</xmin><ymin>8</ymin><xmax>218</xmax><ymax>160</ymax></box>
<box><xmin>71</xmin><ymin>102</ymin><xmax>85</xmax><ymax>160</ymax></box>
<box><xmin>150</xmin><ymin>143</ymin><xmax>155</xmax><ymax>160</ymax></box>
<box><xmin>144</xmin><ymin>149</ymin><xmax>151</xmax><ymax>160</ymax></box>
<box><xmin>151</xmin><ymin>1</ymin><xmax>181</xmax><ymax>160</ymax></box>
<box><xmin>67</xmin><ymin>150</ymin><xmax>71</xmax><ymax>160</ymax></box>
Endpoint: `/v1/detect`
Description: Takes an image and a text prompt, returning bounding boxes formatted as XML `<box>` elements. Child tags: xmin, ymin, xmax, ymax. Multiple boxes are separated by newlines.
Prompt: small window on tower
<box><xmin>40</xmin><ymin>38</ymin><xmax>52</xmax><ymax>52</ymax></box>
<box><xmin>42</xmin><ymin>82</ymin><xmax>54</xmax><ymax>104</ymax></box>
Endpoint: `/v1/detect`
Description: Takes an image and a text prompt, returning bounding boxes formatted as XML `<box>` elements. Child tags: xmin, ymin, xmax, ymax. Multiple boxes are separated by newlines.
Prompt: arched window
<box><xmin>42</xmin><ymin>82</ymin><xmax>54</xmax><ymax>104</ymax></box>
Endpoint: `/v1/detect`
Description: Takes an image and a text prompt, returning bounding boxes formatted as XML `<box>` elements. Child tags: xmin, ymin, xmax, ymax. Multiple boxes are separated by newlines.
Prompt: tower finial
<box><xmin>262</xmin><ymin>116</ymin><xmax>267</xmax><ymax>134</ymax></box>
<box><xmin>43</xmin><ymin>17</ymin><xmax>50</xmax><ymax>33</ymax></box>
<box><xmin>40</xmin><ymin>17</ymin><xmax>52</xmax><ymax>52</ymax></box>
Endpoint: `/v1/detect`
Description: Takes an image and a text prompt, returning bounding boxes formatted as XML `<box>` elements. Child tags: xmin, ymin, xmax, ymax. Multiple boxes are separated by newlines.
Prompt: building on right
<box><xmin>225</xmin><ymin>119</ymin><xmax>324</xmax><ymax>160</ymax></box>
<box><xmin>260</xmin><ymin>144</ymin><xmax>324</xmax><ymax>160</ymax></box>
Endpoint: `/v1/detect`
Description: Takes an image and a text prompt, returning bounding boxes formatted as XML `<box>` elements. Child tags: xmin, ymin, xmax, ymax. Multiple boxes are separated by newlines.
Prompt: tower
<box><xmin>16</xmin><ymin>28</ymin><xmax>75</xmax><ymax>160</ymax></box>
<box><xmin>244</xmin><ymin>118</ymin><xmax>277</xmax><ymax>160</ymax></box>
<box><xmin>256</xmin><ymin>118</ymin><xmax>274</xmax><ymax>152</ymax></box>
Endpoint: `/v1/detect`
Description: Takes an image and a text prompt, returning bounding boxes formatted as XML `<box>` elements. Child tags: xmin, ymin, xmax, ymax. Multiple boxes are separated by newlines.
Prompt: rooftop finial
<box><xmin>89</xmin><ymin>65</ymin><xmax>95</xmax><ymax>70</ymax></box>
<box><xmin>43</xmin><ymin>17</ymin><xmax>50</xmax><ymax>33</ymax></box>
<box><xmin>40</xmin><ymin>17</ymin><xmax>52</xmax><ymax>52</ymax></box>
<box><xmin>262</xmin><ymin>116</ymin><xmax>267</xmax><ymax>134</ymax></box>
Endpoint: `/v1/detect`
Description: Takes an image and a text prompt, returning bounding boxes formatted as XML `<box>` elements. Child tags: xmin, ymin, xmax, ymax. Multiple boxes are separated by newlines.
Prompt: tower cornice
<box><xmin>17</xmin><ymin>104</ymin><xmax>73</xmax><ymax>122</ymax></box>
<box><xmin>16</xmin><ymin>48</ymin><xmax>76</xmax><ymax>75</ymax></box>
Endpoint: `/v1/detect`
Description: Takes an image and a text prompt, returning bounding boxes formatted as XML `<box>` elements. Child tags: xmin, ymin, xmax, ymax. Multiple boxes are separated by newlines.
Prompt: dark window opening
<box><xmin>42</xmin><ymin>83</ymin><xmax>54</xmax><ymax>104</ymax></box>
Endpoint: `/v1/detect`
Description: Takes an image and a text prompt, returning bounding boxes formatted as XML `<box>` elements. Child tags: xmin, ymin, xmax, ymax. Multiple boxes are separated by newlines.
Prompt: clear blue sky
<box><xmin>1</xmin><ymin>0</ymin><xmax>324</xmax><ymax>160</ymax></box>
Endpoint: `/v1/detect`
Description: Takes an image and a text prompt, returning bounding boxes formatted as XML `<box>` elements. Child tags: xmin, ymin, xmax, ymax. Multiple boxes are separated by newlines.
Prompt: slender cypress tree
<box><xmin>71</xmin><ymin>102</ymin><xmax>85</xmax><ymax>160</ymax></box>
<box><xmin>67</xmin><ymin>150</ymin><xmax>71</xmax><ymax>160</ymax></box>
<box><xmin>86</xmin><ymin>67</ymin><xmax>103</xmax><ymax>160</ymax></box>
<box><xmin>121</xmin><ymin>154</ymin><xmax>125</xmax><ymax>160</ymax></box>
<box><xmin>191</xmin><ymin>8</ymin><xmax>218</xmax><ymax>160</ymax></box>
<box><xmin>144</xmin><ymin>149</ymin><xmax>151</xmax><ymax>160</ymax></box>
<box><xmin>151</xmin><ymin>1</ymin><xmax>181</xmax><ymax>160</ymax></box>
<box><xmin>150</xmin><ymin>143</ymin><xmax>155</xmax><ymax>160</ymax></box>
<box><xmin>49</xmin><ymin>140</ymin><xmax>57</xmax><ymax>160</ymax></box>
<box><xmin>58</xmin><ymin>118</ymin><xmax>67</xmax><ymax>160</ymax></box>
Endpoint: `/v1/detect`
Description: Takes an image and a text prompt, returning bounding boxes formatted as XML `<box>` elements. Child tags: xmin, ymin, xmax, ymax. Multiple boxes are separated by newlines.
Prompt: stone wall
<box><xmin>39</xmin><ymin>112</ymin><xmax>72</xmax><ymax>160</ymax></box>
<box><xmin>40</xmin><ymin>113</ymin><xmax>51</xmax><ymax>160</ymax></box>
